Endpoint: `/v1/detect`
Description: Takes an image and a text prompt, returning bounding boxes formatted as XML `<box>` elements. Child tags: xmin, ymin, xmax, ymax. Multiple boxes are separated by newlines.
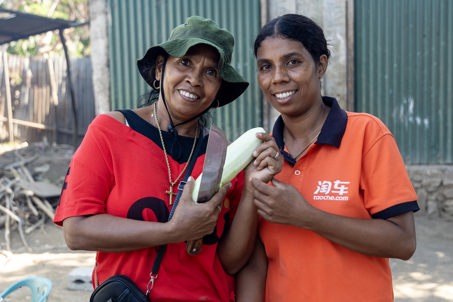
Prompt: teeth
<box><xmin>180</xmin><ymin>90</ymin><xmax>198</xmax><ymax>100</ymax></box>
<box><xmin>275</xmin><ymin>91</ymin><xmax>296</xmax><ymax>99</ymax></box>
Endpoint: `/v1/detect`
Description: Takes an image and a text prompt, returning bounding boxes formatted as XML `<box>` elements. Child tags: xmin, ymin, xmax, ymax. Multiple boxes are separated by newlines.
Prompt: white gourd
<box><xmin>192</xmin><ymin>127</ymin><xmax>266</xmax><ymax>202</ymax></box>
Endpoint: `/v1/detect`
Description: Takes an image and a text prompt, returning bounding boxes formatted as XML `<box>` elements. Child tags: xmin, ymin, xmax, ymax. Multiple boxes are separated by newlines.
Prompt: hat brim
<box><xmin>137</xmin><ymin>39</ymin><xmax>249</xmax><ymax>107</ymax></box>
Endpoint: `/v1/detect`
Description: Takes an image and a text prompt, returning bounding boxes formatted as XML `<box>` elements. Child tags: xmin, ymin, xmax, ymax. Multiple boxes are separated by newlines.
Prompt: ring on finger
<box><xmin>273</xmin><ymin>151</ymin><xmax>280</xmax><ymax>159</ymax></box>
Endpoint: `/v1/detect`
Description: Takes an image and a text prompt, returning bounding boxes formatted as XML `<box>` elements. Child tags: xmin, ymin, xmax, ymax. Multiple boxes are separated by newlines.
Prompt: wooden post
<box><xmin>2</xmin><ymin>52</ymin><xmax>14</xmax><ymax>143</ymax></box>
<box><xmin>59</xmin><ymin>29</ymin><xmax>78</xmax><ymax>147</ymax></box>
<box><xmin>47</xmin><ymin>57</ymin><xmax>58</xmax><ymax>145</ymax></box>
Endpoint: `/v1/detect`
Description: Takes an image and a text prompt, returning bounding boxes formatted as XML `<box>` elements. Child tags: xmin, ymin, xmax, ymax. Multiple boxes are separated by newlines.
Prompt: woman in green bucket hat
<box><xmin>54</xmin><ymin>16</ymin><xmax>282</xmax><ymax>301</ymax></box>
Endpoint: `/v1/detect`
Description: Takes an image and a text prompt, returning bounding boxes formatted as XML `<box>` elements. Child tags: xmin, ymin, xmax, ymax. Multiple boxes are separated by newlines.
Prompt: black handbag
<box><xmin>90</xmin><ymin>275</ymin><xmax>148</xmax><ymax>302</ymax></box>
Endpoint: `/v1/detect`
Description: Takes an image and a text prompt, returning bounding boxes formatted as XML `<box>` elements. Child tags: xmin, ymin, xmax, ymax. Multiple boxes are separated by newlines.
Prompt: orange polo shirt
<box><xmin>260</xmin><ymin>97</ymin><xmax>419</xmax><ymax>302</ymax></box>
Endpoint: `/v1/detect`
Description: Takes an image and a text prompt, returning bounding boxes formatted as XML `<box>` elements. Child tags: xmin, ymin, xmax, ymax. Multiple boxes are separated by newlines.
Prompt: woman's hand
<box><xmin>168</xmin><ymin>177</ymin><xmax>231</xmax><ymax>242</ymax></box>
<box><xmin>252</xmin><ymin>178</ymin><xmax>417</xmax><ymax>259</ymax></box>
<box><xmin>245</xmin><ymin>132</ymin><xmax>283</xmax><ymax>186</ymax></box>
<box><xmin>252</xmin><ymin>177</ymin><xmax>308</xmax><ymax>225</ymax></box>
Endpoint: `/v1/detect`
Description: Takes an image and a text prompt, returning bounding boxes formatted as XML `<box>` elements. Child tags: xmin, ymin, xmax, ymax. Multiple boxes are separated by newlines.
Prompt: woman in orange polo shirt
<box><xmin>237</xmin><ymin>14</ymin><xmax>419</xmax><ymax>302</ymax></box>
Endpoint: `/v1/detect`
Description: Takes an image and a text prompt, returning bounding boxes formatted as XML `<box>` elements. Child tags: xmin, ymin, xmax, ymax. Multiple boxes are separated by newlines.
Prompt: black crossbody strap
<box><xmin>146</xmin><ymin>127</ymin><xmax>204</xmax><ymax>296</ymax></box>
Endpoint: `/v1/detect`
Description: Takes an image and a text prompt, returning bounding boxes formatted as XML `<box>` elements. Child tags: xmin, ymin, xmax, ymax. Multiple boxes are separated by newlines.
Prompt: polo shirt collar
<box><xmin>272</xmin><ymin>96</ymin><xmax>348</xmax><ymax>165</ymax></box>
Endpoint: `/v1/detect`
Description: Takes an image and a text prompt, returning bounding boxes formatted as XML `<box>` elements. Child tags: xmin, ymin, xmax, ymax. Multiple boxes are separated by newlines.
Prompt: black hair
<box><xmin>254</xmin><ymin>14</ymin><xmax>330</xmax><ymax>64</ymax></box>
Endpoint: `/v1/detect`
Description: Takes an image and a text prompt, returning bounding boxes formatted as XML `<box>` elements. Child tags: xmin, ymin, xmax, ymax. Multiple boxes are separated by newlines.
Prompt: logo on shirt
<box><xmin>313</xmin><ymin>180</ymin><xmax>350</xmax><ymax>201</ymax></box>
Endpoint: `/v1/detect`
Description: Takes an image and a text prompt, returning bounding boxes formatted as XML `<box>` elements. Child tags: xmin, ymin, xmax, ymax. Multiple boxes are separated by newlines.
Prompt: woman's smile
<box><xmin>178</xmin><ymin>89</ymin><xmax>199</xmax><ymax>102</ymax></box>
<box><xmin>273</xmin><ymin>89</ymin><xmax>298</xmax><ymax>102</ymax></box>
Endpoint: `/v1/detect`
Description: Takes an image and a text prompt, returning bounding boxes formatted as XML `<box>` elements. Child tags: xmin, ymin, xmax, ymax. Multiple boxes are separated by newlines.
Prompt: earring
<box><xmin>211</xmin><ymin>99</ymin><xmax>220</xmax><ymax>108</ymax></box>
<box><xmin>152</xmin><ymin>80</ymin><xmax>160</xmax><ymax>90</ymax></box>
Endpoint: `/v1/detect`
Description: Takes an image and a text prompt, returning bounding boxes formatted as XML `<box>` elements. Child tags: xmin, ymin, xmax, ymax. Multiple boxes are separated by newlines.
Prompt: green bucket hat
<box><xmin>137</xmin><ymin>16</ymin><xmax>249</xmax><ymax>107</ymax></box>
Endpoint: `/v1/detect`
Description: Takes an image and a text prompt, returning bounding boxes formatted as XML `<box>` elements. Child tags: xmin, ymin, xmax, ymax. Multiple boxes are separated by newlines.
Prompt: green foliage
<box><xmin>2</xmin><ymin>0</ymin><xmax>90</xmax><ymax>57</ymax></box>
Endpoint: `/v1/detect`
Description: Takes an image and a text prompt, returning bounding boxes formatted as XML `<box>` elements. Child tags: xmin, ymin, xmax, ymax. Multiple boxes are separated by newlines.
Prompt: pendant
<box><xmin>166</xmin><ymin>185</ymin><xmax>177</xmax><ymax>205</ymax></box>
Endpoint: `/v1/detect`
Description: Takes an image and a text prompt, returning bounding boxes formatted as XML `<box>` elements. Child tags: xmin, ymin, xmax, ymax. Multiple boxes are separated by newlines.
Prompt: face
<box><xmin>256</xmin><ymin>36</ymin><xmax>327</xmax><ymax>117</ymax></box>
<box><xmin>155</xmin><ymin>44</ymin><xmax>222</xmax><ymax>123</ymax></box>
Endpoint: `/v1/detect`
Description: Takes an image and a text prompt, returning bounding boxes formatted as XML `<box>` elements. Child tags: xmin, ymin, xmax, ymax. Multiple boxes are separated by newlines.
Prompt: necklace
<box><xmin>290</xmin><ymin>119</ymin><xmax>324</xmax><ymax>159</ymax></box>
<box><xmin>153</xmin><ymin>102</ymin><xmax>199</xmax><ymax>205</ymax></box>
<box><xmin>293</xmin><ymin>131</ymin><xmax>320</xmax><ymax>159</ymax></box>
<box><xmin>291</xmin><ymin>105</ymin><xmax>329</xmax><ymax>160</ymax></box>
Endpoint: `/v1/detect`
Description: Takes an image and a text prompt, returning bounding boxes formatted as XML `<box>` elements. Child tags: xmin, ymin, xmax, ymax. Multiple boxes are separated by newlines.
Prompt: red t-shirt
<box><xmin>54</xmin><ymin>112</ymin><xmax>243</xmax><ymax>301</ymax></box>
<box><xmin>261</xmin><ymin>97</ymin><xmax>419</xmax><ymax>302</ymax></box>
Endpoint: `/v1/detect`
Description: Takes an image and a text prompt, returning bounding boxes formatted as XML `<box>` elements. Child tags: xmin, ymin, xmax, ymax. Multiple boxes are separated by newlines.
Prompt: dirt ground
<box><xmin>0</xmin><ymin>222</ymin><xmax>94</xmax><ymax>302</ymax></box>
<box><xmin>390</xmin><ymin>215</ymin><xmax>453</xmax><ymax>301</ymax></box>
<box><xmin>0</xmin><ymin>215</ymin><xmax>452</xmax><ymax>301</ymax></box>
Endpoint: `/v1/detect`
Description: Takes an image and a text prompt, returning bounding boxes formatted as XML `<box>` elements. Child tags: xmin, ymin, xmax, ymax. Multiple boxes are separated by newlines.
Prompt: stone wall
<box><xmin>407</xmin><ymin>166</ymin><xmax>453</xmax><ymax>221</ymax></box>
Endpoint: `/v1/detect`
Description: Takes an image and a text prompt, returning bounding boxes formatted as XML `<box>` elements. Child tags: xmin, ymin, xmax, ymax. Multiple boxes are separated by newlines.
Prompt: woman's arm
<box><xmin>218</xmin><ymin>132</ymin><xmax>282</xmax><ymax>274</ymax></box>
<box><xmin>252</xmin><ymin>178</ymin><xmax>417</xmax><ymax>260</ymax></box>
<box><xmin>304</xmin><ymin>210</ymin><xmax>417</xmax><ymax>260</ymax></box>
<box><xmin>63</xmin><ymin>177</ymin><xmax>230</xmax><ymax>252</ymax></box>
<box><xmin>235</xmin><ymin>239</ymin><xmax>267</xmax><ymax>302</ymax></box>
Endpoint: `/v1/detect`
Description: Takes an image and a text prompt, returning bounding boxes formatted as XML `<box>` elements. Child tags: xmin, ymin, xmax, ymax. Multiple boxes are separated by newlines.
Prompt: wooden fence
<box><xmin>0</xmin><ymin>53</ymin><xmax>95</xmax><ymax>147</ymax></box>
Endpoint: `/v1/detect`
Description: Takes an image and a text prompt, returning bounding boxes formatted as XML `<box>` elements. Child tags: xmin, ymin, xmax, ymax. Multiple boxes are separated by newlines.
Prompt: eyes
<box><xmin>258</xmin><ymin>58</ymin><xmax>303</xmax><ymax>72</ymax></box>
<box><xmin>179</xmin><ymin>57</ymin><xmax>219</xmax><ymax>78</ymax></box>
<box><xmin>205</xmin><ymin>67</ymin><xmax>218</xmax><ymax>77</ymax></box>
<box><xmin>180</xmin><ymin>57</ymin><xmax>191</xmax><ymax>66</ymax></box>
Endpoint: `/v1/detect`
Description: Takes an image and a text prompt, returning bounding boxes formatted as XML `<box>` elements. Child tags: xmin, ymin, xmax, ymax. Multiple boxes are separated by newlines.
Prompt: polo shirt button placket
<box><xmin>294</xmin><ymin>169</ymin><xmax>301</xmax><ymax>176</ymax></box>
